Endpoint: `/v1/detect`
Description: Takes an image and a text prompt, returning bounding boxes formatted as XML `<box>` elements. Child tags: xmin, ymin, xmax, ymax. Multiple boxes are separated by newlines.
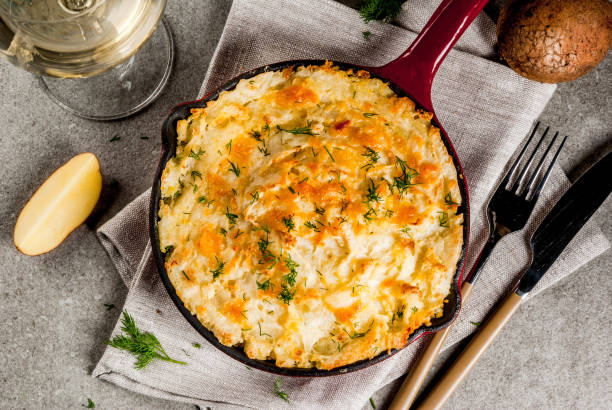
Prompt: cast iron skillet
<box><xmin>150</xmin><ymin>0</ymin><xmax>488</xmax><ymax>376</ymax></box>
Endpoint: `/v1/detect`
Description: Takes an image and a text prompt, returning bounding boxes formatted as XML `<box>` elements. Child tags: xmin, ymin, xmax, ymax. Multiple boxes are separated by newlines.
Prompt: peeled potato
<box><xmin>14</xmin><ymin>153</ymin><xmax>102</xmax><ymax>255</ymax></box>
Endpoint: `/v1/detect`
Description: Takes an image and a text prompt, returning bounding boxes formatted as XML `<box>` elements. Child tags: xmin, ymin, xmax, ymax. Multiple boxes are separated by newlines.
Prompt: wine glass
<box><xmin>0</xmin><ymin>0</ymin><xmax>174</xmax><ymax>120</ymax></box>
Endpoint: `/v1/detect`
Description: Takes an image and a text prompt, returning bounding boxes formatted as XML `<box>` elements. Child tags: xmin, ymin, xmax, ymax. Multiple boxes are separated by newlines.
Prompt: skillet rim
<box><xmin>149</xmin><ymin>59</ymin><xmax>470</xmax><ymax>377</ymax></box>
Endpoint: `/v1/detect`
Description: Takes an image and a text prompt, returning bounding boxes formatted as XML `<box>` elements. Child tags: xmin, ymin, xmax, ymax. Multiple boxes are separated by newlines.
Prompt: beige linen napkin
<box><xmin>93</xmin><ymin>0</ymin><xmax>610</xmax><ymax>409</ymax></box>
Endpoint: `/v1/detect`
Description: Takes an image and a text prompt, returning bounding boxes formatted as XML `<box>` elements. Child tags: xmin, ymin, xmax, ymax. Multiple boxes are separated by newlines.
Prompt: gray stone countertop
<box><xmin>0</xmin><ymin>1</ymin><xmax>609</xmax><ymax>409</ymax></box>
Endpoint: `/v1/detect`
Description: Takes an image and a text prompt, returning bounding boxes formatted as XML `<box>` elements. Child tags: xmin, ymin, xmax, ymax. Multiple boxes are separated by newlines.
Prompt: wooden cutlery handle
<box><xmin>417</xmin><ymin>292</ymin><xmax>523</xmax><ymax>410</ymax></box>
<box><xmin>389</xmin><ymin>282</ymin><xmax>476</xmax><ymax>410</ymax></box>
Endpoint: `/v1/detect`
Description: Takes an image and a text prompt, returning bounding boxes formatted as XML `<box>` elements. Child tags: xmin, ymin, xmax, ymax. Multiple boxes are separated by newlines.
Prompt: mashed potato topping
<box><xmin>158</xmin><ymin>62</ymin><xmax>463</xmax><ymax>369</ymax></box>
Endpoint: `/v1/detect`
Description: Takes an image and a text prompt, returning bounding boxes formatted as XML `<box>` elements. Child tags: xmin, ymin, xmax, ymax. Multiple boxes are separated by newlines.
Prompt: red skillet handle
<box><xmin>368</xmin><ymin>0</ymin><xmax>489</xmax><ymax>112</ymax></box>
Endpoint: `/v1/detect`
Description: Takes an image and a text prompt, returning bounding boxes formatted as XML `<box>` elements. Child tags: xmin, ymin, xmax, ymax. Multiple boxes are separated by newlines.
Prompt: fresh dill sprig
<box><xmin>273</xmin><ymin>378</ymin><xmax>290</xmax><ymax>402</ymax></box>
<box><xmin>198</xmin><ymin>196</ymin><xmax>214</xmax><ymax>207</ymax></box>
<box><xmin>363</xmin><ymin>207</ymin><xmax>377</xmax><ymax>222</ymax></box>
<box><xmin>107</xmin><ymin>310</ymin><xmax>186</xmax><ymax>370</ymax></box>
<box><xmin>257</xmin><ymin>279</ymin><xmax>274</xmax><ymax>291</ymax></box>
<box><xmin>392</xmin><ymin>155</ymin><xmax>419</xmax><ymax>196</ymax></box>
<box><xmin>277</xmin><ymin>121</ymin><xmax>318</xmax><ymax>136</ymax></box>
<box><xmin>188</xmin><ymin>148</ymin><xmax>205</xmax><ymax>160</ymax></box>
<box><xmin>227</xmin><ymin>160</ymin><xmax>241</xmax><ymax>177</ymax></box>
<box><xmin>343</xmin><ymin>320</ymin><xmax>374</xmax><ymax>339</ymax></box>
<box><xmin>257</xmin><ymin>234</ymin><xmax>277</xmax><ymax>266</ymax></box>
<box><xmin>211</xmin><ymin>256</ymin><xmax>226</xmax><ymax>280</ymax></box>
<box><xmin>444</xmin><ymin>192</ymin><xmax>458</xmax><ymax>206</ymax></box>
<box><xmin>304</xmin><ymin>221</ymin><xmax>321</xmax><ymax>232</ymax></box>
<box><xmin>438</xmin><ymin>211</ymin><xmax>450</xmax><ymax>228</ymax></box>
<box><xmin>314</xmin><ymin>203</ymin><xmax>326</xmax><ymax>215</ymax></box>
<box><xmin>323</xmin><ymin>145</ymin><xmax>335</xmax><ymax>162</ymax></box>
<box><xmin>282</xmin><ymin>215</ymin><xmax>295</xmax><ymax>232</ymax></box>
<box><xmin>191</xmin><ymin>170</ymin><xmax>202</xmax><ymax>180</ymax></box>
<box><xmin>163</xmin><ymin>245</ymin><xmax>174</xmax><ymax>261</ymax></box>
<box><xmin>250</xmin><ymin>129</ymin><xmax>263</xmax><ymax>142</ymax></box>
<box><xmin>283</xmin><ymin>254</ymin><xmax>299</xmax><ymax>286</ymax></box>
<box><xmin>250</xmin><ymin>190</ymin><xmax>260</xmax><ymax>204</ymax></box>
<box><xmin>278</xmin><ymin>284</ymin><xmax>296</xmax><ymax>304</ymax></box>
<box><xmin>361</xmin><ymin>146</ymin><xmax>379</xmax><ymax>171</ymax></box>
<box><xmin>225</xmin><ymin>207</ymin><xmax>238</xmax><ymax>225</ymax></box>
<box><xmin>364</xmin><ymin>178</ymin><xmax>381</xmax><ymax>204</ymax></box>
<box><xmin>359</xmin><ymin>0</ymin><xmax>405</xmax><ymax>23</ymax></box>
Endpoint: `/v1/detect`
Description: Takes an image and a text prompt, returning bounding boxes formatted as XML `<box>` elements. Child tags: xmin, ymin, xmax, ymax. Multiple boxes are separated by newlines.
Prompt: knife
<box><xmin>417</xmin><ymin>152</ymin><xmax>612</xmax><ymax>410</ymax></box>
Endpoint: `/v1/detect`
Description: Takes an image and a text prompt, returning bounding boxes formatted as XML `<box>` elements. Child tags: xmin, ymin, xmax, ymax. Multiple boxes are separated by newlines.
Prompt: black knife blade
<box><xmin>517</xmin><ymin>152</ymin><xmax>612</xmax><ymax>295</ymax></box>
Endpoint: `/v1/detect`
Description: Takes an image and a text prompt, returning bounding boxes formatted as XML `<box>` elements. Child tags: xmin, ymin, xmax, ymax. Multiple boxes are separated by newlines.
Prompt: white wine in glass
<box><xmin>0</xmin><ymin>0</ymin><xmax>173</xmax><ymax>120</ymax></box>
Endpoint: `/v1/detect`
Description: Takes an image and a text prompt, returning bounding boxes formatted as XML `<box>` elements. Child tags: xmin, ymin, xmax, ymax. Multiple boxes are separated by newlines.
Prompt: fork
<box><xmin>388</xmin><ymin>122</ymin><xmax>567</xmax><ymax>410</ymax></box>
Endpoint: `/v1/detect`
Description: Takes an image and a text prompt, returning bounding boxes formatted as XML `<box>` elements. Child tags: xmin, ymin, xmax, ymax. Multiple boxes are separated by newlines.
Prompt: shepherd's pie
<box><xmin>158</xmin><ymin>62</ymin><xmax>463</xmax><ymax>370</ymax></box>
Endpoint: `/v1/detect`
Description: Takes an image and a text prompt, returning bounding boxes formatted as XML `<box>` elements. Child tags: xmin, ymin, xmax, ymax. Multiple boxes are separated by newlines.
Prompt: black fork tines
<box><xmin>505</xmin><ymin>122</ymin><xmax>567</xmax><ymax>201</ymax></box>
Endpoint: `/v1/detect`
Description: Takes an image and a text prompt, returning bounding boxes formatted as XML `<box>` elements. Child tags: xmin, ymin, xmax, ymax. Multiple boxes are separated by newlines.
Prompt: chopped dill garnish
<box><xmin>444</xmin><ymin>192</ymin><xmax>458</xmax><ymax>206</ymax></box>
<box><xmin>311</xmin><ymin>147</ymin><xmax>318</xmax><ymax>158</ymax></box>
<box><xmin>369</xmin><ymin>397</ymin><xmax>376</xmax><ymax>409</ymax></box>
<box><xmin>219</xmin><ymin>227</ymin><xmax>228</xmax><ymax>236</ymax></box>
<box><xmin>227</xmin><ymin>160</ymin><xmax>240</xmax><ymax>177</ymax></box>
<box><xmin>298</xmin><ymin>177</ymin><xmax>309</xmax><ymax>184</ymax></box>
<box><xmin>257</xmin><ymin>234</ymin><xmax>277</xmax><ymax>266</ymax></box>
<box><xmin>109</xmin><ymin>135</ymin><xmax>121</xmax><ymax>142</ymax></box>
<box><xmin>225</xmin><ymin>207</ymin><xmax>238</xmax><ymax>225</ymax></box>
<box><xmin>192</xmin><ymin>184</ymin><xmax>198</xmax><ymax>193</ymax></box>
<box><xmin>304</xmin><ymin>221</ymin><xmax>320</xmax><ymax>232</ymax></box>
<box><xmin>470</xmin><ymin>321</ymin><xmax>481</xmax><ymax>327</ymax></box>
<box><xmin>182</xmin><ymin>271</ymin><xmax>191</xmax><ymax>281</ymax></box>
<box><xmin>438</xmin><ymin>211</ymin><xmax>450</xmax><ymax>228</ymax></box>
<box><xmin>192</xmin><ymin>343</ymin><xmax>201</xmax><ymax>348</ymax></box>
<box><xmin>257</xmin><ymin>143</ymin><xmax>271</xmax><ymax>156</ymax></box>
<box><xmin>250</xmin><ymin>190</ymin><xmax>260</xmax><ymax>204</ymax></box>
<box><xmin>362</xmin><ymin>31</ymin><xmax>372</xmax><ymax>40</ymax></box>
<box><xmin>107</xmin><ymin>310</ymin><xmax>186</xmax><ymax>370</ymax></box>
<box><xmin>283</xmin><ymin>254</ymin><xmax>299</xmax><ymax>286</ymax></box>
<box><xmin>361</xmin><ymin>146</ymin><xmax>380</xmax><ymax>171</ymax></box>
<box><xmin>288</xmin><ymin>186</ymin><xmax>296</xmax><ymax>194</ymax></box>
<box><xmin>104</xmin><ymin>303</ymin><xmax>115</xmax><ymax>311</ymax></box>
<box><xmin>359</xmin><ymin>0</ymin><xmax>405</xmax><ymax>23</ymax></box>
<box><xmin>258</xmin><ymin>322</ymin><xmax>271</xmax><ymax>337</ymax></box>
<box><xmin>282</xmin><ymin>215</ymin><xmax>295</xmax><ymax>232</ymax></box>
<box><xmin>250</xmin><ymin>130</ymin><xmax>262</xmax><ymax>142</ymax></box>
<box><xmin>211</xmin><ymin>256</ymin><xmax>226</xmax><ymax>280</ymax></box>
<box><xmin>163</xmin><ymin>245</ymin><xmax>174</xmax><ymax>261</ymax></box>
<box><xmin>343</xmin><ymin>320</ymin><xmax>374</xmax><ymax>339</ymax></box>
<box><xmin>191</xmin><ymin>170</ymin><xmax>202</xmax><ymax>180</ymax></box>
<box><xmin>392</xmin><ymin>155</ymin><xmax>419</xmax><ymax>196</ymax></box>
<box><xmin>384</xmin><ymin>209</ymin><xmax>394</xmax><ymax>218</ymax></box>
<box><xmin>257</xmin><ymin>279</ymin><xmax>274</xmax><ymax>291</ymax></box>
<box><xmin>363</xmin><ymin>207</ymin><xmax>377</xmax><ymax>222</ymax></box>
<box><xmin>323</xmin><ymin>145</ymin><xmax>335</xmax><ymax>162</ymax></box>
<box><xmin>277</xmin><ymin>121</ymin><xmax>317</xmax><ymax>136</ymax></box>
<box><xmin>273</xmin><ymin>378</ymin><xmax>289</xmax><ymax>402</ymax></box>
<box><xmin>363</xmin><ymin>112</ymin><xmax>378</xmax><ymax>118</ymax></box>
<box><xmin>400</xmin><ymin>225</ymin><xmax>411</xmax><ymax>234</ymax></box>
<box><xmin>411</xmin><ymin>306</ymin><xmax>419</xmax><ymax>313</ymax></box>
<box><xmin>225</xmin><ymin>139</ymin><xmax>233</xmax><ymax>154</ymax></box>
<box><xmin>233</xmin><ymin>229</ymin><xmax>244</xmax><ymax>239</ymax></box>
<box><xmin>140</xmin><ymin>135</ymin><xmax>149</xmax><ymax>140</ymax></box>
<box><xmin>364</xmin><ymin>178</ymin><xmax>382</xmax><ymax>203</ymax></box>
<box><xmin>83</xmin><ymin>398</ymin><xmax>95</xmax><ymax>408</ymax></box>
<box><xmin>314</xmin><ymin>203</ymin><xmax>326</xmax><ymax>215</ymax></box>
<box><xmin>188</xmin><ymin>148</ymin><xmax>205</xmax><ymax>160</ymax></box>
<box><xmin>198</xmin><ymin>196</ymin><xmax>214</xmax><ymax>207</ymax></box>
<box><xmin>278</xmin><ymin>284</ymin><xmax>296</xmax><ymax>304</ymax></box>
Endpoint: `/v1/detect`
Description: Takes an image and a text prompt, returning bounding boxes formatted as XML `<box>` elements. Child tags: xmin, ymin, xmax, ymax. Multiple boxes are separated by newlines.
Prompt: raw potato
<box><xmin>14</xmin><ymin>153</ymin><xmax>102</xmax><ymax>255</ymax></box>
<box><xmin>497</xmin><ymin>0</ymin><xmax>612</xmax><ymax>83</ymax></box>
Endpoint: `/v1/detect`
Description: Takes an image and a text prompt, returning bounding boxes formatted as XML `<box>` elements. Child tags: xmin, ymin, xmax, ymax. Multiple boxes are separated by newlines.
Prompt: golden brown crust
<box><xmin>158</xmin><ymin>63</ymin><xmax>463</xmax><ymax>369</ymax></box>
